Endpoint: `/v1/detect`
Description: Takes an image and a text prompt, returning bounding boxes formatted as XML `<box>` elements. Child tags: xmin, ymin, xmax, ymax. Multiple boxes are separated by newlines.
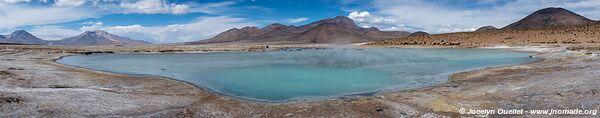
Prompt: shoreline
<box><xmin>1</xmin><ymin>44</ymin><xmax>598</xmax><ymax>117</ymax></box>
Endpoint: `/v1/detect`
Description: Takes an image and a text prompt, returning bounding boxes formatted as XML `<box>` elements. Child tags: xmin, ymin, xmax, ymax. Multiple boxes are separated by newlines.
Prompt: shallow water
<box><xmin>57</xmin><ymin>48</ymin><xmax>534</xmax><ymax>102</ymax></box>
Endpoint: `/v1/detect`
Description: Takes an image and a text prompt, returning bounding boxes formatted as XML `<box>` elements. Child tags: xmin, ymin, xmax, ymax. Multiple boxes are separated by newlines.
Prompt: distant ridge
<box><xmin>0</xmin><ymin>30</ymin><xmax>47</xmax><ymax>45</ymax></box>
<box><xmin>190</xmin><ymin>16</ymin><xmax>410</xmax><ymax>44</ymax></box>
<box><xmin>408</xmin><ymin>31</ymin><xmax>430</xmax><ymax>37</ymax></box>
<box><xmin>51</xmin><ymin>30</ymin><xmax>150</xmax><ymax>45</ymax></box>
<box><xmin>502</xmin><ymin>7</ymin><xmax>596</xmax><ymax>30</ymax></box>
<box><xmin>475</xmin><ymin>26</ymin><xmax>499</xmax><ymax>32</ymax></box>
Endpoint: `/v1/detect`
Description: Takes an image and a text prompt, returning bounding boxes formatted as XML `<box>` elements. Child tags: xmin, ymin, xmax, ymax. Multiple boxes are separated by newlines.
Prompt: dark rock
<box><xmin>0</xmin><ymin>96</ymin><xmax>23</xmax><ymax>103</ymax></box>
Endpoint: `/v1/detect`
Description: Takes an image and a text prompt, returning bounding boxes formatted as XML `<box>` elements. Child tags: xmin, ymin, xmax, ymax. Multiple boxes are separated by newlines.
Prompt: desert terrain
<box><xmin>2</xmin><ymin>6</ymin><xmax>600</xmax><ymax>117</ymax></box>
<box><xmin>0</xmin><ymin>42</ymin><xmax>599</xmax><ymax>117</ymax></box>
<box><xmin>367</xmin><ymin>23</ymin><xmax>600</xmax><ymax>48</ymax></box>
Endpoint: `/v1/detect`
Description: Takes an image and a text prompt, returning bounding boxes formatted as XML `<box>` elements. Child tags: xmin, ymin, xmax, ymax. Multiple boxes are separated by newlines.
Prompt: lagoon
<box><xmin>57</xmin><ymin>48</ymin><xmax>533</xmax><ymax>102</ymax></box>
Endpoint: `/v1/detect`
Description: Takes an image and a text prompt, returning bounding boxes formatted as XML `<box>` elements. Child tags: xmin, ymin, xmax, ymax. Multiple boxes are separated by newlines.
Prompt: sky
<box><xmin>1</xmin><ymin>0</ymin><xmax>600</xmax><ymax>43</ymax></box>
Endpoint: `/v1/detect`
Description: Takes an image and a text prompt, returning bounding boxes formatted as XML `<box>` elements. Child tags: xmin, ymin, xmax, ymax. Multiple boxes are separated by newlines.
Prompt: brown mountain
<box><xmin>191</xmin><ymin>16</ymin><xmax>409</xmax><ymax>44</ymax></box>
<box><xmin>502</xmin><ymin>7</ymin><xmax>596</xmax><ymax>30</ymax></box>
<box><xmin>408</xmin><ymin>31</ymin><xmax>430</xmax><ymax>37</ymax></box>
<box><xmin>51</xmin><ymin>30</ymin><xmax>151</xmax><ymax>45</ymax></box>
<box><xmin>475</xmin><ymin>26</ymin><xmax>499</xmax><ymax>32</ymax></box>
<box><xmin>0</xmin><ymin>30</ymin><xmax>48</xmax><ymax>45</ymax></box>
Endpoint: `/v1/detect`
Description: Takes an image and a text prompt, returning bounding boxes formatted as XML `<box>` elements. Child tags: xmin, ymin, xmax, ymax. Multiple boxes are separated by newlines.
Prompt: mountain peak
<box><xmin>502</xmin><ymin>7</ymin><xmax>595</xmax><ymax>30</ymax></box>
<box><xmin>328</xmin><ymin>16</ymin><xmax>355</xmax><ymax>25</ymax></box>
<box><xmin>408</xmin><ymin>31</ymin><xmax>430</xmax><ymax>37</ymax></box>
<box><xmin>475</xmin><ymin>26</ymin><xmax>499</xmax><ymax>32</ymax></box>
<box><xmin>264</xmin><ymin>23</ymin><xmax>288</xmax><ymax>29</ymax></box>
<box><xmin>10</xmin><ymin>30</ymin><xmax>33</xmax><ymax>36</ymax></box>
<box><xmin>333</xmin><ymin>16</ymin><xmax>352</xmax><ymax>20</ymax></box>
<box><xmin>53</xmin><ymin>30</ymin><xmax>150</xmax><ymax>45</ymax></box>
<box><xmin>266</xmin><ymin>23</ymin><xmax>285</xmax><ymax>27</ymax></box>
<box><xmin>13</xmin><ymin>30</ymin><xmax>27</xmax><ymax>33</ymax></box>
<box><xmin>535</xmin><ymin>7</ymin><xmax>569</xmax><ymax>14</ymax></box>
<box><xmin>83</xmin><ymin>30</ymin><xmax>110</xmax><ymax>35</ymax></box>
<box><xmin>0</xmin><ymin>30</ymin><xmax>47</xmax><ymax>45</ymax></box>
<box><xmin>299</xmin><ymin>16</ymin><xmax>358</xmax><ymax>30</ymax></box>
<box><xmin>8</xmin><ymin>30</ymin><xmax>35</xmax><ymax>39</ymax></box>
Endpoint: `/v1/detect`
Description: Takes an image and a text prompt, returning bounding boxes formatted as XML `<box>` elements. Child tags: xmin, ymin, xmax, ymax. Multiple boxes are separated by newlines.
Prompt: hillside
<box><xmin>368</xmin><ymin>24</ymin><xmax>600</xmax><ymax>47</ymax></box>
<box><xmin>190</xmin><ymin>16</ymin><xmax>410</xmax><ymax>44</ymax></box>
<box><xmin>0</xmin><ymin>30</ymin><xmax>47</xmax><ymax>45</ymax></box>
<box><xmin>503</xmin><ymin>7</ymin><xmax>596</xmax><ymax>30</ymax></box>
<box><xmin>369</xmin><ymin>7</ymin><xmax>600</xmax><ymax>47</ymax></box>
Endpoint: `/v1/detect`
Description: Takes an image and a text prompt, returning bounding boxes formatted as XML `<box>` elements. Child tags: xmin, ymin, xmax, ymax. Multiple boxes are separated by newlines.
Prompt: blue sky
<box><xmin>1</xmin><ymin>0</ymin><xmax>600</xmax><ymax>43</ymax></box>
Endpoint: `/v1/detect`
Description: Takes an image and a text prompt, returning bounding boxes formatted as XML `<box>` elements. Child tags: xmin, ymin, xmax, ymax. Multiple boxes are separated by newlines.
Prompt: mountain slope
<box><xmin>408</xmin><ymin>31</ymin><xmax>430</xmax><ymax>37</ymax></box>
<box><xmin>191</xmin><ymin>16</ymin><xmax>409</xmax><ymax>44</ymax></box>
<box><xmin>502</xmin><ymin>7</ymin><xmax>596</xmax><ymax>30</ymax></box>
<box><xmin>0</xmin><ymin>30</ymin><xmax>48</xmax><ymax>45</ymax></box>
<box><xmin>290</xmin><ymin>22</ymin><xmax>371</xmax><ymax>43</ymax></box>
<box><xmin>51</xmin><ymin>30</ymin><xmax>150</xmax><ymax>45</ymax></box>
<box><xmin>475</xmin><ymin>26</ymin><xmax>499</xmax><ymax>32</ymax></box>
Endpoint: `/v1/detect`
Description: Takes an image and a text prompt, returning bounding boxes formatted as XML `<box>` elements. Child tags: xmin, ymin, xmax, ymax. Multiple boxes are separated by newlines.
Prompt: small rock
<box><xmin>375</xmin><ymin>108</ymin><xmax>384</xmax><ymax>112</ymax></box>
<box><xmin>445</xmin><ymin>83</ymin><xmax>458</xmax><ymax>88</ymax></box>
<box><xmin>284</xmin><ymin>113</ymin><xmax>294</xmax><ymax>117</ymax></box>
<box><xmin>0</xmin><ymin>96</ymin><xmax>23</xmax><ymax>103</ymax></box>
<box><xmin>1</xmin><ymin>58</ymin><xmax>15</xmax><ymax>61</ymax></box>
<box><xmin>7</xmin><ymin>67</ymin><xmax>23</xmax><ymax>70</ymax></box>
<box><xmin>0</xmin><ymin>71</ymin><xmax>11</xmax><ymax>76</ymax></box>
<box><xmin>556</xmin><ymin>93</ymin><xmax>563</xmax><ymax>97</ymax></box>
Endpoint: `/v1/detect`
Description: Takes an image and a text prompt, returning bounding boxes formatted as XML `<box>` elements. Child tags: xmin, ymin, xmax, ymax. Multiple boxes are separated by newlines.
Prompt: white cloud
<box><xmin>54</xmin><ymin>0</ymin><xmax>86</xmax><ymax>7</ymax></box>
<box><xmin>25</xmin><ymin>16</ymin><xmax>255</xmax><ymax>43</ymax></box>
<box><xmin>172</xmin><ymin>4</ymin><xmax>190</xmax><ymax>14</ymax></box>
<box><xmin>347</xmin><ymin>11</ymin><xmax>397</xmax><ymax>29</ymax></box>
<box><xmin>0</xmin><ymin>1</ymin><xmax>239</xmax><ymax>29</ymax></box>
<box><xmin>119</xmin><ymin>0</ymin><xmax>190</xmax><ymax>14</ymax></box>
<box><xmin>0</xmin><ymin>3</ymin><xmax>96</xmax><ymax>28</ymax></box>
<box><xmin>100</xmin><ymin>16</ymin><xmax>256</xmax><ymax>43</ymax></box>
<box><xmin>178</xmin><ymin>1</ymin><xmax>236</xmax><ymax>14</ymax></box>
<box><xmin>0</xmin><ymin>0</ymin><xmax>31</xmax><ymax>3</ymax></box>
<box><xmin>30</xmin><ymin>25</ymin><xmax>81</xmax><ymax>40</ymax></box>
<box><xmin>79</xmin><ymin>21</ymin><xmax>103</xmax><ymax>31</ymax></box>
<box><xmin>287</xmin><ymin>18</ymin><xmax>308</xmax><ymax>23</ymax></box>
<box><xmin>348</xmin><ymin>11</ymin><xmax>370</xmax><ymax>19</ymax></box>
<box><xmin>355</xmin><ymin>0</ymin><xmax>600</xmax><ymax>33</ymax></box>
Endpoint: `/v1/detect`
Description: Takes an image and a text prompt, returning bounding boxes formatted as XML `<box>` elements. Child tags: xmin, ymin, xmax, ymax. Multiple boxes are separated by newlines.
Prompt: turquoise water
<box><xmin>57</xmin><ymin>48</ymin><xmax>534</xmax><ymax>102</ymax></box>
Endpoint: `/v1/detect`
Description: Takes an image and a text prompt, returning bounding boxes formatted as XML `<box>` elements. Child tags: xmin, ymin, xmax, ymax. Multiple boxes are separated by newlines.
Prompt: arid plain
<box><xmin>2</xmin><ymin>7</ymin><xmax>600</xmax><ymax>117</ymax></box>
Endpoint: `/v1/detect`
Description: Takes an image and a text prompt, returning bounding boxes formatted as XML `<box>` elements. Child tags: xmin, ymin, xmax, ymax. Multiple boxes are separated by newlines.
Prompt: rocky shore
<box><xmin>1</xmin><ymin>44</ymin><xmax>599</xmax><ymax>117</ymax></box>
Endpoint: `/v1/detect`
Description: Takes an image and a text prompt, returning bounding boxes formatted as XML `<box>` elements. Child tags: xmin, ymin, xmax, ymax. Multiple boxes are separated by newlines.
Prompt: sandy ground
<box><xmin>1</xmin><ymin>44</ymin><xmax>600</xmax><ymax>117</ymax></box>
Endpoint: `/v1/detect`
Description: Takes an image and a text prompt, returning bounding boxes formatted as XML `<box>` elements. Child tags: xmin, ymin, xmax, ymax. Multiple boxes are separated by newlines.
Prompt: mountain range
<box><xmin>0</xmin><ymin>30</ymin><xmax>150</xmax><ymax>45</ymax></box>
<box><xmin>1</xmin><ymin>7</ymin><xmax>598</xmax><ymax>45</ymax></box>
<box><xmin>189</xmin><ymin>16</ymin><xmax>410</xmax><ymax>44</ymax></box>
<box><xmin>50</xmin><ymin>30</ymin><xmax>150</xmax><ymax>45</ymax></box>
<box><xmin>195</xmin><ymin>7</ymin><xmax>599</xmax><ymax>44</ymax></box>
